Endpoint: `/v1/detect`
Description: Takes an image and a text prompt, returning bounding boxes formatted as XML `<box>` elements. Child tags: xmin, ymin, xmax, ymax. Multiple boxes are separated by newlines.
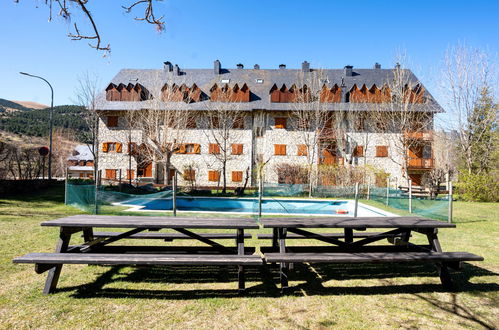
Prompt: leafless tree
<box><xmin>289</xmin><ymin>69</ymin><xmax>331</xmax><ymax>194</ymax></box>
<box><xmin>74</xmin><ymin>71</ymin><xmax>101</xmax><ymax>180</ymax></box>
<box><xmin>203</xmin><ymin>87</ymin><xmax>247</xmax><ymax>193</ymax></box>
<box><xmin>442</xmin><ymin>43</ymin><xmax>497</xmax><ymax>174</ymax></box>
<box><xmin>371</xmin><ymin>60</ymin><xmax>436</xmax><ymax>183</ymax></box>
<box><xmin>124</xmin><ymin>73</ymin><xmax>192</xmax><ymax>185</ymax></box>
<box><xmin>14</xmin><ymin>0</ymin><xmax>165</xmax><ymax>55</ymax></box>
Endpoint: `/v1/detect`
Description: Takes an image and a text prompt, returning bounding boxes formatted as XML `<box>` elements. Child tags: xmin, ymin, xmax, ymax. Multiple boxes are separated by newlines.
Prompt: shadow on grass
<box><xmin>58</xmin><ymin>262</ymin><xmax>497</xmax><ymax>298</ymax></box>
<box><xmin>2</xmin><ymin>184</ymin><xmax>65</xmax><ymax>204</ymax></box>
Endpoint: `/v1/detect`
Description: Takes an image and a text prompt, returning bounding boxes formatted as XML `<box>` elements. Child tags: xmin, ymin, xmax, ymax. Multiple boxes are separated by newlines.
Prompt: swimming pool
<box><xmin>116</xmin><ymin>197</ymin><xmax>394</xmax><ymax>216</ymax></box>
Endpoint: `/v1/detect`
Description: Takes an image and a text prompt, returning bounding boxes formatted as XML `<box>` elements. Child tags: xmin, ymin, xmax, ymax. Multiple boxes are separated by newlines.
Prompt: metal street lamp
<box><xmin>20</xmin><ymin>72</ymin><xmax>54</xmax><ymax>180</ymax></box>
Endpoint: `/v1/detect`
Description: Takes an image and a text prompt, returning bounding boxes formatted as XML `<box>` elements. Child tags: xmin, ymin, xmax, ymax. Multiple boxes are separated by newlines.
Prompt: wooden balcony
<box><xmin>408</xmin><ymin>158</ymin><xmax>434</xmax><ymax>169</ymax></box>
<box><xmin>404</xmin><ymin>131</ymin><xmax>433</xmax><ymax>141</ymax></box>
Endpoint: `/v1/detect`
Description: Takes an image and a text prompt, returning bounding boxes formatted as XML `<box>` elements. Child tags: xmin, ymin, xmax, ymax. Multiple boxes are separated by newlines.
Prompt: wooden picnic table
<box><xmin>14</xmin><ymin>215</ymin><xmax>261</xmax><ymax>294</ymax></box>
<box><xmin>259</xmin><ymin>216</ymin><xmax>483</xmax><ymax>291</ymax></box>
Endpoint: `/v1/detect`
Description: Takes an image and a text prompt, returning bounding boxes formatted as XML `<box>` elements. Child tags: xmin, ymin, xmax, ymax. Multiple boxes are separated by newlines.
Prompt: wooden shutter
<box><xmin>102</xmin><ymin>142</ymin><xmax>109</xmax><ymax>153</ymax></box>
<box><xmin>184</xmin><ymin>169</ymin><xmax>195</xmax><ymax>181</ymax></box>
<box><xmin>105</xmin><ymin>169</ymin><xmax>116</xmax><ymax>179</ymax></box>
<box><xmin>208</xmin><ymin>170</ymin><xmax>220</xmax><ymax>182</ymax></box>
<box><xmin>297</xmin><ymin>144</ymin><xmax>308</xmax><ymax>156</ymax></box>
<box><xmin>107</xmin><ymin>116</ymin><xmax>119</xmax><ymax>127</ymax></box>
<box><xmin>126</xmin><ymin>170</ymin><xmax>135</xmax><ymax>180</ymax></box>
<box><xmin>275</xmin><ymin>117</ymin><xmax>287</xmax><ymax>129</ymax></box>
<box><xmin>176</xmin><ymin>144</ymin><xmax>186</xmax><ymax>154</ymax></box>
<box><xmin>274</xmin><ymin>144</ymin><xmax>286</xmax><ymax>156</ymax></box>
<box><xmin>209</xmin><ymin>143</ymin><xmax>220</xmax><ymax>154</ymax></box>
<box><xmin>232</xmin><ymin>144</ymin><xmax>243</xmax><ymax>155</ymax></box>
<box><xmin>116</xmin><ymin>143</ymin><xmax>122</xmax><ymax>153</ymax></box>
<box><xmin>128</xmin><ymin>142</ymin><xmax>137</xmax><ymax>154</ymax></box>
<box><xmin>233</xmin><ymin>117</ymin><xmax>244</xmax><ymax>129</ymax></box>
<box><xmin>193</xmin><ymin>144</ymin><xmax>201</xmax><ymax>154</ymax></box>
<box><xmin>232</xmin><ymin>171</ymin><xmax>243</xmax><ymax>182</ymax></box>
<box><xmin>354</xmin><ymin>146</ymin><xmax>364</xmax><ymax>157</ymax></box>
<box><xmin>376</xmin><ymin>146</ymin><xmax>388</xmax><ymax>157</ymax></box>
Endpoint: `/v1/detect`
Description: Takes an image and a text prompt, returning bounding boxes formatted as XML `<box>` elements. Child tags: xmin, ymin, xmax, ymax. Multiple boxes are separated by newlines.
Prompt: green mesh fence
<box><xmin>66</xmin><ymin>182</ymin><xmax>450</xmax><ymax>220</ymax></box>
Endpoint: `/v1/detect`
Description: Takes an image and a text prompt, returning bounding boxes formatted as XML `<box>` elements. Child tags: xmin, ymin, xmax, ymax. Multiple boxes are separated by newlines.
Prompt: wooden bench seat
<box><xmin>264</xmin><ymin>251</ymin><xmax>483</xmax><ymax>264</ymax></box>
<box><xmin>257</xmin><ymin>232</ymin><xmax>405</xmax><ymax>240</ymax></box>
<box><xmin>90</xmin><ymin>231</ymin><xmax>252</xmax><ymax>241</ymax></box>
<box><xmin>14</xmin><ymin>253</ymin><xmax>263</xmax><ymax>267</ymax></box>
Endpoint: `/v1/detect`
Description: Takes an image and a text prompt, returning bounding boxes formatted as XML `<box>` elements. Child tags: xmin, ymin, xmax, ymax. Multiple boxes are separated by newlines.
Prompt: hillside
<box><xmin>0</xmin><ymin>98</ymin><xmax>90</xmax><ymax>142</ymax></box>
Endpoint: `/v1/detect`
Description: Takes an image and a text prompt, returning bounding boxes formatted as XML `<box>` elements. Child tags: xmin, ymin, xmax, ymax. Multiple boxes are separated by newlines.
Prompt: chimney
<box><xmin>395</xmin><ymin>62</ymin><xmax>401</xmax><ymax>70</ymax></box>
<box><xmin>214</xmin><ymin>60</ymin><xmax>221</xmax><ymax>74</ymax></box>
<box><xmin>174</xmin><ymin>64</ymin><xmax>180</xmax><ymax>76</ymax></box>
<box><xmin>254</xmin><ymin>64</ymin><xmax>260</xmax><ymax>70</ymax></box>
<box><xmin>344</xmin><ymin>65</ymin><xmax>353</xmax><ymax>77</ymax></box>
<box><xmin>279</xmin><ymin>64</ymin><xmax>286</xmax><ymax>69</ymax></box>
<box><xmin>236</xmin><ymin>63</ymin><xmax>244</xmax><ymax>69</ymax></box>
<box><xmin>164</xmin><ymin>61</ymin><xmax>173</xmax><ymax>72</ymax></box>
<box><xmin>374</xmin><ymin>62</ymin><xmax>381</xmax><ymax>69</ymax></box>
<box><xmin>301</xmin><ymin>61</ymin><xmax>310</xmax><ymax>72</ymax></box>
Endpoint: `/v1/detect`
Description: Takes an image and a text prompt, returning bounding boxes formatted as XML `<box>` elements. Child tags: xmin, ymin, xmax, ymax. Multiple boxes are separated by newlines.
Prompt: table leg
<box><xmin>278</xmin><ymin>228</ymin><xmax>288</xmax><ymax>292</ymax></box>
<box><xmin>344</xmin><ymin>228</ymin><xmax>353</xmax><ymax>243</ymax></box>
<box><xmin>272</xmin><ymin>228</ymin><xmax>278</xmax><ymax>251</ymax></box>
<box><xmin>83</xmin><ymin>227</ymin><xmax>94</xmax><ymax>242</ymax></box>
<box><xmin>43</xmin><ymin>227</ymin><xmax>72</xmax><ymax>294</ymax></box>
<box><xmin>426</xmin><ymin>228</ymin><xmax>453</xmax><ymax>290</ymax></box>
<box><xmin>237</xmin><ymin>229</ymin><xmax>245</xmax><ymax>292</ymax></box>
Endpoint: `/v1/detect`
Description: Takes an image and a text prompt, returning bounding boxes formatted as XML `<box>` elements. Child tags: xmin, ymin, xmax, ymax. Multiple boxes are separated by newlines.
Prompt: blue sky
<box><xmin>0</xmin><ymin>0</ymin><xmax>497</xmax><ymax>109</ymax></box>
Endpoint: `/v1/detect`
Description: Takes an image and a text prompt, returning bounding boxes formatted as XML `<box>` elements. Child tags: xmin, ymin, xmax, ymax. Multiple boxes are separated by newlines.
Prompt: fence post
<box><xmin>385</xmin><ymin>177</ymin><xmax>389</xmax><ymax>206</ymax></box>
<box><xmin>172</xmin><ymin>170</ymin><xmax>177</xmax><ymax>217</ymax></box>
<box><xmin>408</xmin><ymin>179</ymin><xmax>413</xmax><ymax>213</ymax></box>
<box><xmin>258</xmin><ymin>172</ymin><xmax>263</xmax><ymax>218</ymax></box>
<box><xmin>94</xmin><ymin>170</ymin><xmax>101</xmax><ymax>215</ymax></box>
<box><xmin>448</xmin><ymin>181</ymin><xmax>453</xmax><ymax>223</ymax></box>
<box><xmin>354</xmin><ymin>182</ymin><xmax>359</xmax><ymax>217</ymax></box>
<box><xmin>64</xmin><ymin>168</ymin><xmax>68</xmax><ymax>205</ymax></box>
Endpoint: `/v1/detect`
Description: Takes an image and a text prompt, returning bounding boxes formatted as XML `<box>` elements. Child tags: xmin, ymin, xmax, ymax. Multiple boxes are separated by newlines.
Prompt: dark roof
<box><xmin>96</xmin><ymin>65</ymin><xmax>443</xmax><ymax>112</ymax></box>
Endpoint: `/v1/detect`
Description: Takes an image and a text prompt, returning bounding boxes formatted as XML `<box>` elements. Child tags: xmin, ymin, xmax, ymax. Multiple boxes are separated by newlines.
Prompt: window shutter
<box><xmin>102</xmin><ymin>143</ymin><xmax>109</xmax><ymax>153</ymax></box>
<box><xmin>126</xmin><ymin>170</ymin><xmax>135</xmax><ymax>180</ymax></box>
<box><xmin>194</xmin><ymin>144</ymin><xmax>201</xmax><ymax>154</ymax></box>
<box><xmin>107</xmin><ymin>116</ymin><xmax>119</xmax><ymax>127</ymax></box>
<box><xmin>354</xmin><ymin>146</ymin><xmax>364</xmax><ymax>157</ymax></box>
<box><xmin>232</xmin><ymin>171</ymin><xmax>243</xmax><ymax>182</ymax></box>
<box><xmin>232</xmin><ymin>144</ymin><xmax>243</xmax><ymax>155</ymax></box>
<box><xmin>208</xmin><ymin>170</ymin><xmax>220</xmax><ymax>182</ymax></box>
<box><xmin>274</xmin><ymin>144</ymin><xmax>286</xmax><ymax>156</ymax></box>
<box><xmin>376</xmin><ymin>146</ymin><xmax>388</xmax><ymax>157</ymax></box>
<box><xmin>178</xmin><ymin>144</ymin><xmax>186</xmax><ymax>154</ymax></box>
<box><xmin>116</xmin><ymin>143</ymin><xmax>122</xmax><ymax>153</ymax></box>
<box><xmin>297</xmin><ymin>144</ymin><xmax>308</xmax><ymax>156</ymax></box>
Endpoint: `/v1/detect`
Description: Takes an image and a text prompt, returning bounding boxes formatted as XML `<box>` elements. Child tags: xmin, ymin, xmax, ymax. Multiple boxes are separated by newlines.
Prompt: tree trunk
<box><xmin>222</xmin><ymin>160</ymin><xmax>227</xmax><ymax>194</ymax></box>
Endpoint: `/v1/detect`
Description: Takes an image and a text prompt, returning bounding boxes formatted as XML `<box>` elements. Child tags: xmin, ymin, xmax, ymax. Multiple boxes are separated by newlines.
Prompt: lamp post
<box><xmin>20</xmin><ymin>72</ymin><xmax>54</xmax><ymax>180</ymax></box>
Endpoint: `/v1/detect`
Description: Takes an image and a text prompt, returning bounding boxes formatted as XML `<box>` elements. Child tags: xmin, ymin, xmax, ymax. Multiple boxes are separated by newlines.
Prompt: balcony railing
<box><xmin>404</xmin><ymin>131</ymin><xmax>433</xmax><ymax>141</ymax></box>
<box><xmin>408</xmin><ymin>158</ymin><xmax>434</xmax><ymax>169</ymax></box>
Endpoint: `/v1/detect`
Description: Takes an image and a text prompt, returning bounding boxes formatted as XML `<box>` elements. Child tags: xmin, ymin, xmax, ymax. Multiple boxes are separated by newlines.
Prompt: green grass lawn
<box><xmin>0</xmin><ymin>185</ymin><xmax>497</xmax><ymax>329</ymax></box>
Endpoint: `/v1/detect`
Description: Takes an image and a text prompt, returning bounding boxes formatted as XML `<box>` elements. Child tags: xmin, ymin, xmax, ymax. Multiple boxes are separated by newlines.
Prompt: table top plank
<box><xmin>42</xmin><ymin>215</ymin><xmax>259</xmax><ymax>229</ymax></box>
<box><xmin>259</xmin><ymin>216</ymin><xmax>455</xmax><ymax>229</ymax></box>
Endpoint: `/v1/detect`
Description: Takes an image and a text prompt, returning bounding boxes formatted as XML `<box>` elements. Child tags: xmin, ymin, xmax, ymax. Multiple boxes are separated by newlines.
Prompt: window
<box><xmin>183</xmin><ymin>169</ymin><xmax>196</xmax><ymax>181</ymax></box>
<box><xmin>107</xmin><ymin>116</ymin><xmax>119</xmax><ymax>127</ymax></box>
<box><xmin>102</xmin><ymin>142</ymin><xmax>121</xmax><ymax>153</ymax></box>
<box><xmin>274</xmin><ymin>144</ymin><xmax>287</xmax><ymax>156</ymax></box>
<box><xmin>355</xmin><ymin>116</ymin><xmax>365</xmax><ymax>131</ymax></box>
<box><xmin>233</xmin><ymin>117</ymin><xmax>244</xmax><ymax>129</ymax></box>
<box><xmin>208</xmin><ymin>170</ymin><xmax>220</xmax><ymax>182</ymax></box>
<box><xmin>186</xmin><ymin>117</ymin><xmax>197</xmax><ymax>129</ymax></box>
<box><xmin>376</xmin><ymin>146</ymin><xmax>388</xmax><ymax>157</ymax></box>
<box><xmin>209</xmin><ymin>143</ymin><xmax>220</xmax><ymax>154</ymax></box>
<box><xmin>211</xmin><ymin>117</ymin><xmax>220</xmax><ymax>128</ymax></box>
<box><xmin>126</xmin><ymin>170</ymin><xmax>135</xmax><ymax>180</ymax></box>
<box><xmin>179</xmin><ymin>143</ymin><xmax>201</xmax><ymax>154</ymax></box>
<box><xmin>231</xmin><ymin>144</ymin><xmax>243</xmax><ymax>155</ymax></box>
<box><xmin>256</xmin><ymin>79</ymin><xmax>264</xmax><ymax>84</ymax></box>
<box><xmin>354</xmin><ymin>146</ymin><xmax>364</xmax><ymax>157</ymax></box>
<box><xmin>275</xmin><ymin>117</ymin><xmax>287</xmax><ymax>129</ymax></box>
<box><xmin>232</xmin><ymin>171</ymin><xmax>243</xmax><ymax>182</ymax></box>
<box><xmin>297</xmin><ymin>144</ymin><xmax>308</xmax><ymax>156</ymax></box>
<box><xmin>221</xmin><ymin>79</ymin><xmax>230</xmax><ymax>84</ymax></box>
<box><xmin>105</xmin><ymin>169</ymin><xmax>117</xmax><ymax>179</ymax></box>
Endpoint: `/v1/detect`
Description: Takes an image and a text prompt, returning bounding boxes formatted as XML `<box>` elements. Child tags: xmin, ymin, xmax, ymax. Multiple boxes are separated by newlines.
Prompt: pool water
<box><xmin>117</xmin><ymin>197</ymin><xmax>391</xmax><ymax>216</ymax></box>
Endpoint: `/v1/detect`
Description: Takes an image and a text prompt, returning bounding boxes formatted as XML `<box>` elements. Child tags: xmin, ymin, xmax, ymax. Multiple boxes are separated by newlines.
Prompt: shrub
<box><xmin>456</xmin><ymin>172</ymin><xmax>499</xmax><ymax>202</ymax></box>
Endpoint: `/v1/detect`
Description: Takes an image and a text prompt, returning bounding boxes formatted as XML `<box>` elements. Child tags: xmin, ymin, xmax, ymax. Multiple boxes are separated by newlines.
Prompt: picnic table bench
<box><xmin>13</xmin><ymin>215</ymin><xmax>261</xmax><ymax>294</ymax></box>
<box><xmin>259</xmin><ymin>216</ymin><xmax>483</xmax><ymax>291</ymax></box>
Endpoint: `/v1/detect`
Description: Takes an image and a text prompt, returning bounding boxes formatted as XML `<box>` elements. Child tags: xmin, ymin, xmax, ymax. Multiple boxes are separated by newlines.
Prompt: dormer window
<box><xmin>161</xmin><ymin>83</ymin><xmax>203</xmax><ymax>103</ymax></box>
<box><xmin>210</xmin><ymin>83</ymin><xmax>250</xmax><ymax>102</ymax></box>
<box><xmin>269</xmin><ymin>84</ymin><xmax>311</xmax><ymax>103</ymax></box>
<box><xmin>105</xmin><ymin>83</ymin><xmax>150</xmax><ymax>101</ymax></box>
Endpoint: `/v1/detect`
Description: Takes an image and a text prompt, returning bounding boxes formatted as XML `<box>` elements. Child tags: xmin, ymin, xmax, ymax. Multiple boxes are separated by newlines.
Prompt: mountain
<box><xmin>0</xmin><ymin>98</ymin><xmax>90</xmax><ymax>142</ymax></box>
<box><xmin>10</xmin><ymin>100</ymin><xmax>48</xmax><ymax>109</ymax></box>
